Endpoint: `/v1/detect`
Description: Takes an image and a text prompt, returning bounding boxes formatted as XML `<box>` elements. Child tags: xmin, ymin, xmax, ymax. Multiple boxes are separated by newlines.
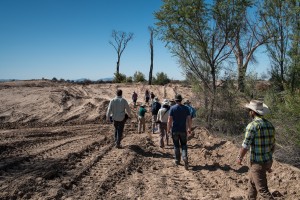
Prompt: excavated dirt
<box><xmin>0</xmin><ymin>80</ymin><xmax>299</xmax><ymax>200</ymax></box>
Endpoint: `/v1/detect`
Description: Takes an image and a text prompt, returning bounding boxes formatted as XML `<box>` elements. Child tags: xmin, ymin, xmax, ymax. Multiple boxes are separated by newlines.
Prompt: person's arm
<box><xmin>167</xmin><ymin>116</ymin><xmax>173</xmax><ymax>133</ymax></box>
<box><xmin>237</xmin><ymin>123</ymin><xmax>254</xmax><ymax>165</ymax></box>
<box><xmin>125</xmin><ymin>100</ymin><xmax>132</xmax><ymax>118</ymax></box>
<box><xmin>106</xmin><ymin>100</ymin><xmax>112</xmax><ymax>122</ymax></box>
<box><xmin>237</xmin><ymin>147</ymin><xmax>248</xmax><ymax>165</ymax></box>
<box><xmin>186</xmin><ymin>115</ymin><xmax>192</xmax><ymax>134</ymax></box>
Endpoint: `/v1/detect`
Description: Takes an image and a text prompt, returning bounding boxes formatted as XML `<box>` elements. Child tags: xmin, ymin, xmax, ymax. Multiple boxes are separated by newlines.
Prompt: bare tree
<box><xmin>109</xmin><ymin>30</ymin><xmax>134</xmax><ymax>74</ymax></box>
<box><xmin>148</xmin><ymin>26</ymin><xmax>154</xmax><ymax>85</ymax></box>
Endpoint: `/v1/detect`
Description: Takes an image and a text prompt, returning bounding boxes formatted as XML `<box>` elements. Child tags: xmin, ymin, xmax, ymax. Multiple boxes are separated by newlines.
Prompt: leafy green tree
<box><xmin>155</xmin><ymin>0</ymin><xmax>234</xmax><ymax>126</ymax></box>
<box><xmin>288</xmin><ymin>0</ymin><xmax>300</xmax><ymax>92</ymax></box>
<box><xmin>133</xmin><ymin>71</ymin><xmax>146</xmax><ymax>82</ymax></box>
<box><xmin>260</xmin><ymin>0</ymin><xmax>292</xmax><ymax>91</ymax></box>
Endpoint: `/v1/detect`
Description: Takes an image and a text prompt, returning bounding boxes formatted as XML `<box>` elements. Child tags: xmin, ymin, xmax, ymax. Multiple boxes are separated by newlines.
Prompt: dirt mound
<box><xmin>0</xmin><ymin>80</ymin><xmax>299</xmax><ymax>199</ymax></box>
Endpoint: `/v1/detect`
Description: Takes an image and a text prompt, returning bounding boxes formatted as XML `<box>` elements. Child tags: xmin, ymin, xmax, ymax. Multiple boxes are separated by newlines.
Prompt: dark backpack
<box><xmin>151</xmin><ymin>102</ymin><xmax>161</xmax><ymax>115</ymax></box>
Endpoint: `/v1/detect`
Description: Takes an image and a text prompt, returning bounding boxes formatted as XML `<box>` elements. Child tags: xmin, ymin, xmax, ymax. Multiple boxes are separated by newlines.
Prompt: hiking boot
<box><xmin>183</xmin><ymin>158</ymin><xmax>189</xmax><ymax>170</ymax></box>
<box><xmin>174</xmin><ymin>160</ymin><xmax>180</xmax><ymax>166</ymax></box>
<box><xmin>115</xmin><ymin>144</ymin><xmax>121</xmax><ymax>149</ymax></box>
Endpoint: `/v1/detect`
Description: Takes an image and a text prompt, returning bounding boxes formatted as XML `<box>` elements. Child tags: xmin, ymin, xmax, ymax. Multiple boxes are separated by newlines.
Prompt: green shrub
<box><xmin>113</xmin><ymin>72</ymin><xmax>126</xmax><ymax>83</ymax></box>
<box><xmin>152</xmin><ymin>72</ymin><xmax>170</xmax><ymax>85</ymax></box>
<box><xmin>133</xmin><ymin>71</ymin><xmax>146</xmax><ymax>82</ymax></box>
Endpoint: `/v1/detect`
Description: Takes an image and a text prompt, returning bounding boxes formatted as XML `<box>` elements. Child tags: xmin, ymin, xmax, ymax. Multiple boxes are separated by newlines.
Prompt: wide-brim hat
<box><xmin>174</xmin><ymin>94</ymin><xmax>183</xmax><ymax>101</ymax></box>
<box><xmin>162</xmin><ymin>99</ymin><xmax>169</xmax><ymax>105</ymax></box>
<box><xmin>154</xmin><ymin>97</ymin><xmax>159</xmax><ymax>102</ymax></box>
<box><xmin>140</xmin><ymin>103</ymin><xmax>145</xmax><ymax>107</ymax></box>
<box><xmin>245</xmin><ymin>100</ymin><xmax>270</xmax><ymax>115</ymax></box>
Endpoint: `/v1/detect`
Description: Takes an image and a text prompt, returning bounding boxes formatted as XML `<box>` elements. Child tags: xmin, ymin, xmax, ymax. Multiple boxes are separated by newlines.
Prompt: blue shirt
<box><xmin>185</xmin><ymin>104</ymin><xmax>196</xmax><ymax>118</ymax></box>
<box><xmin>169</xmin><ymin>104</ymin><xmax>190</xmax><ymax>132</ymax></box>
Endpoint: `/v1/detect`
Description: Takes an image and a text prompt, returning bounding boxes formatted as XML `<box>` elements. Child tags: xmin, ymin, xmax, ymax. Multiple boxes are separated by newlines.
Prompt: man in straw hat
<box><xmin>237</xmin><ymin>100</ymin><xmax>276</xmax><ymax>200</ymax></box>
<box><xmin>167</xmin><ymin>94</ymin><xmax>192</xmax><ymax>170</ymax></box>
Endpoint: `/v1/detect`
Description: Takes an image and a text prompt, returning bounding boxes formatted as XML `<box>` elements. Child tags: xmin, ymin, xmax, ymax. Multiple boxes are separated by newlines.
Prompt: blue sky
<box><xmin>0</xmin><ymin>0</ymin><xmax>269</xmax><ymax>81</ymax></box>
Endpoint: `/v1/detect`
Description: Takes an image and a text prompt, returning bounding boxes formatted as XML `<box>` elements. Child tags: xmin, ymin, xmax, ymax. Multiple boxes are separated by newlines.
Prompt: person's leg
<box><xmin>159</xmin><ymin>123</ymin><xmax>164</xmax><ymax>148</ymax></box>
<box><xmin>249</xmin><ymin>162</ymin><xmax>274</xmax><ymax>200</ymax></box>
<box><xmin>151</xmin><ymin>115</ymin><xmax>157</xmax><ymax>134</ymax></box>
<box><xmin>172</xmin><ymin>132</ymin><xmax>181</xmax><ymax>165</ymax></box>
<box><xmin>179</xmin><ymin>132</ymin><xmax>188</xmax><ymax>169</ymax></box>
<box><xmin>161</xmin><ymin>123</ymin><xmax>168</xmax><ymax>145</ymax></box>
<box><xmin>141</xmin><ymin>117</ymin><xmax>145</xmax><ymax>132</ymax></box>
<box><xmin>248</xmin><ymin>163</ymin><xmax>258</xmax><ymax>200</ymax></box>
<box><xmin>113</xmin><ymin>121</ymin><xmax>118</xmax><ymax>146</ymax></box>
<box><xmin>138</xmin><ymin>117</ymin><xmax>142</xmax><ymax>133</ymax></box>
<box><xmin>115</xmin><ymin>121</ymin><xmax>125</xmax><ymax>148</ymax></box>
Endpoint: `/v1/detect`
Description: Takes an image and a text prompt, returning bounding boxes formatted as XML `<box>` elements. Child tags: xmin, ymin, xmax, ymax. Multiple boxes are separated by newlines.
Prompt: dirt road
<box><xmin>0</xmin><ymin>80</ymin><xmax>299</xmax><ymax>199</ymax></box>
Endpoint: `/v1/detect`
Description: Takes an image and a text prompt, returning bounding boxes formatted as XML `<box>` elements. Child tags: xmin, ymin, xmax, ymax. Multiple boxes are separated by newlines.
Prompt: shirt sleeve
<box><xmin>106</xmin><ymin>100</ymin><xmax>112</xmax><ymax>118</ymax></box>
<box><xmin>124</xmin><ymin>100</ymin><xmax>132</xmax><ymax>118</ymax></box>
<box><xmin>242</xmin><ymin>123</ymin><xmax>256</xmax><ymax>149</ymax></box>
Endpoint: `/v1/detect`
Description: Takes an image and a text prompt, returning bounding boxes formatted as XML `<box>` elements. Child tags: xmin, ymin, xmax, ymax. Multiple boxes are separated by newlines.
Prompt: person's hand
<box><xmin>236</xmin><ymin>156</ymin><xmax>243</xmax><ymax>165</ymax></box>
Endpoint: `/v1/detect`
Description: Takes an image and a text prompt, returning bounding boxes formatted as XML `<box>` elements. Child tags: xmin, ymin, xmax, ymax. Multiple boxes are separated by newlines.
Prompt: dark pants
<box><xmin>113</xmin><ymin>120</ymin><xmax>125</xmax><ymax>146</ymax></box>
<box><xmin>248</xmin><ymin>160</ymin><xmax>274</xmax><ymax>200</ymax></box>
<box><xmin>172</xmin><ymin>131</ymin><xmax>187</xmax><ymax>163</ymax></box>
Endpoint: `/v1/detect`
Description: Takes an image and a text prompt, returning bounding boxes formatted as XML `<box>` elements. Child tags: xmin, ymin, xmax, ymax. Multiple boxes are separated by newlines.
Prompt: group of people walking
<box><xmin>106</xmin><ymin>88</ymin><xmax>276</xmax><ymax>199</ymax></box>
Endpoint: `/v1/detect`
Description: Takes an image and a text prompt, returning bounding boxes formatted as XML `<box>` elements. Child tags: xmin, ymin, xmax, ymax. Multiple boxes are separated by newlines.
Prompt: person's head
<box><xmin>140</xmin><ymin>103</ymin><xmax>145</xmax><ymax>108</ymax></box>
<box><xmin>162</xmin><ymin>99</ymin><xmax>170</xmax><ymax>108</ymax></box>
<box><xmin>184</xmin><ymin>99</ymin><xmax>191</xmax><ymax>105</ymax></box>
<box><xmin>154</xmin><ymin>97</ymin><xmax>159</xmax><ymax>102</ymax></box>
<box><xmin>174</xmin><ymin>94</ymin><xmax>183</xmax><ymax>104</ymax></box>
<box><xmin>170</xmin><ymin>99</ymin><xmax>176</xmax><ymax>106</ymax></box>
<box><xmin>245</xmin><ymin>100</ymin><xmax>269</xmax><ymax>118</ymax></box>
<box><xmin>116</xmin><ymin>89</ymin><xmax>122</xmax><ymax>96</ymax></box>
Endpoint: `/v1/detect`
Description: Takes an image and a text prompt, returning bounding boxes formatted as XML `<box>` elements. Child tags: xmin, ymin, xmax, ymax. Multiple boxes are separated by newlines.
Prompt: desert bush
<box><xmin>265</xmin><ymin>90</ymin><xmax>300</xmax><ymax>167</ymax></box>
<box><xmin>133</xmin><ymin>71</ymin><xmax>146</xmax><ymax>82</ymax></box>
<box><xmin>126</xmin><ymin>76</ymin><xmax>133</xmax><ymax>83</ymax></box>
<box><xmin>152</xmin><ymin>72</ymin><xmax>170</xmax><ymax>85</ymax></box>
<box><xmin>113</xmin><ymin>72</ymin><xmax>126</xmax><ymax>83</ymax></box>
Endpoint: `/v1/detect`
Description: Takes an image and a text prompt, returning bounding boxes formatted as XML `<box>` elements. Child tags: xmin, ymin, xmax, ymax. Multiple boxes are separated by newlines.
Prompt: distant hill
<box><xmin>0</xmin><ymin>79</ymin><xmax>18</xmax><ymax>82</ymax></box>
<box><xmin>74</xmin><ymin>78</ymin><xmax>113</xmax><ymax>82</ymax></box>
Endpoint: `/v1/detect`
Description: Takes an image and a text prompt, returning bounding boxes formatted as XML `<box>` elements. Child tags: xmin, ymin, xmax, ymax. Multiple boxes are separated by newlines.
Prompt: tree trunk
<box><xmin>116</xmin><ymin>56</ymin><xmax>120</xmax><ymax>74</ymax></box>
<box><xmin>148</xmin><ymin>27</ymin><xmax>154</xmax><ymax>85</ymax></box>
<box><xmin>237</xmin><ymin>65</ymin><xmax>246</xmax><ymax>93</ymax></box>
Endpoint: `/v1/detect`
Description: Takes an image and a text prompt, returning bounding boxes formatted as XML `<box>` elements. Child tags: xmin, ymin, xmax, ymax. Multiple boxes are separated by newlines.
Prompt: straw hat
<box><xmin>245</xmin><ymin>100</ymin><xmax>270</xmax><ymax>115</ymax></box>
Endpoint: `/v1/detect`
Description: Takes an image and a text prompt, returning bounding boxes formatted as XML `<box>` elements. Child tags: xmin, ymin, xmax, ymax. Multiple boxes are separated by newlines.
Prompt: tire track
<box><xmin>0</xmin><ymin>134</ymin><xmax>111</xmax><ymax>199</ymax></box>
<box><xmin>60</xmin><ymin>132</ymin><xmax>142</xmax><ymax>200</ymax></box>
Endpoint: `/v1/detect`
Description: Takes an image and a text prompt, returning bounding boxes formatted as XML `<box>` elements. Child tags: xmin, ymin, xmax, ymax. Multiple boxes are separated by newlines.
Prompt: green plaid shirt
<box><xmin>242</xmin><ymin>116</ymin><xmax>275</xmax><ymax>163</ymax></box>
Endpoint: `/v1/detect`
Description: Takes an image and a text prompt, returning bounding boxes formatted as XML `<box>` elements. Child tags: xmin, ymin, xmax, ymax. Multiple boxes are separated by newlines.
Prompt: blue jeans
<box><xmin>172</xmin><ymin>131</ymin><xmax>188</xmax><ymax>163</ymax></box>
<box><xmin>113</xmin><ymin>120</ymin><xmax>125</xmax><ymax>146</ymax></box>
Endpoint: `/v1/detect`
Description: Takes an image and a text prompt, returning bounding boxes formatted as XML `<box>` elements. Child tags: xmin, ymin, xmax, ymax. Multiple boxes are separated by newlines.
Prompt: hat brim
<box><xmin>245</xmin><ymin>103</ymin><xmax>270</xmax><ymax>115</ymax></box>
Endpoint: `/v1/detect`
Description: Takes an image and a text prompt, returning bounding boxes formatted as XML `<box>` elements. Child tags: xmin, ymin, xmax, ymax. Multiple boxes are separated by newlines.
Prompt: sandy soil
<box><xmin>0</xmin><ymin>80</ymin><xmax>299</xmax><ymax>200</ymax></box>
